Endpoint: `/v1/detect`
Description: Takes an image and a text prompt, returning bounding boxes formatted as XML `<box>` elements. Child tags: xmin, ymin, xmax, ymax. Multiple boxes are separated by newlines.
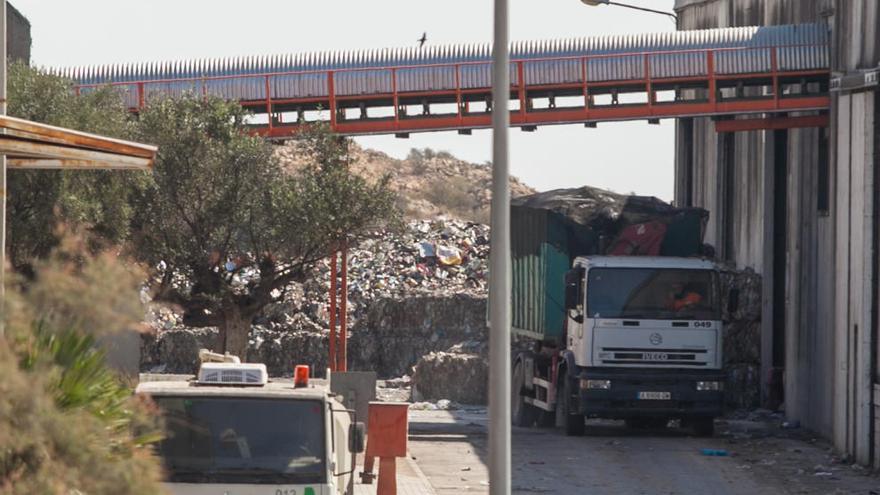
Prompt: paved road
<box><xmin>353</xmin><ymin>453</ymin><xmax>436</xmax><ymax>495</ymax></box>
<box><xmin>407</xmin><ymin>409</ymin><xmax>879</xmax><ymax>495</ymax></box>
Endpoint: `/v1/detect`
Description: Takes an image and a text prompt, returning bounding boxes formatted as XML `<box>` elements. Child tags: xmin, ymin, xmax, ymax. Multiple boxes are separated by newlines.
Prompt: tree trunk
<box><xmin>219</xmin><ymin>304</ymin><xmax>251</xmax><ymax>360</ymax></box>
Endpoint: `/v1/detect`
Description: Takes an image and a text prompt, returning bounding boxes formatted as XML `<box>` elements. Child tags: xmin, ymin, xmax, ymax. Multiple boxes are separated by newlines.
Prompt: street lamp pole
<box><xmin>581</xmin><ymin>0</ymin><xmax>677</xmax><ymax>20</ymax></box>
<box><xmin>489</xmin><ymin>0</ymin><xmax>511</xmax><ymax>493</ymax></box>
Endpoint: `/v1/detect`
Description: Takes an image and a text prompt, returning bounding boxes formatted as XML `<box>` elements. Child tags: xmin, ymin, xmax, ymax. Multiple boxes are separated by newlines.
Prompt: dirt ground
<box><xmin>406</xmin><ymin>408</ymin><xmax>880</xmax><ymax>494</ymax></box>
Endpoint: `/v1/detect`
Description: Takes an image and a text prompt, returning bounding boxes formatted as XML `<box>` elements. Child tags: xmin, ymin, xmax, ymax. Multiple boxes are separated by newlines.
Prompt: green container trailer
<box><xmin>511</xmin><ymin>205</ymin><xmax>596</xmax><ymax>344</ymax></box>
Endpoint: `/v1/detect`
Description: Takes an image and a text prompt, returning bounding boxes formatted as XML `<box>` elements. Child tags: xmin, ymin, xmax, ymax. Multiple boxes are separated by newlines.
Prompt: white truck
<box><xmin>512</xmin><ymin>253</ymin><xmax>727</xmax><ymax>436</ymax></box>
<box><xmin>136</xmin><ymin>352</ymin><xmax>365</xmax><ymax>495</ymax></box>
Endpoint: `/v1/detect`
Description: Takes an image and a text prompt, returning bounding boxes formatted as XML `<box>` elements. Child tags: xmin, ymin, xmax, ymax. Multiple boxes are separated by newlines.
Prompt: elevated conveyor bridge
<box><xmin>62</xmin><ymin>24</ymin><xmax>830</xmax><ymax>136</ymax></box>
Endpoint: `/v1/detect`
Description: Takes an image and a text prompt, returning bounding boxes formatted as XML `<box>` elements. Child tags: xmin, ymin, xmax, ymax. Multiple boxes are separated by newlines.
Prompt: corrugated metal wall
<box><xmin>824</xmin><ymin>0</ymin><xmax>877</xmax><ymax>468</ymax></box>
<box><xmin>64</xmin><ymin>25</ymin><xmax>826</xmax><ymax>85</ymax></box>
<box><xmin>674</xmin><ymin>0</ymin><xmax>878</xmax><ymax>466</ymax></box>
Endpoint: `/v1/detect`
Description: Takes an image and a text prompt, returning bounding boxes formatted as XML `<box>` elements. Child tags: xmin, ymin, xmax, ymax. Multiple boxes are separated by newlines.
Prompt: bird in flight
<box><xmin>418</xmin><ymin>32</ymin><xmax>427</xmax><ymax>48</ymax></box>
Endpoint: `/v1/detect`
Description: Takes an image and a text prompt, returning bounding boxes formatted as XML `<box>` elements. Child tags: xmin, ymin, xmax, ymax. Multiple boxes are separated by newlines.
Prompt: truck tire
<box><xmin>560</xmin><ymin>376</ymin><xmax>585</xmax><ymax>436</ymax></box>
<box><xmin>692</xmin><ymin>417</ymin><xmax>715</xmax><ymax>437</ymax></box>
<box><xmin>512</xmin><ymin>360</ymin><xmax>538</xmax><ymax>427</ymax></box>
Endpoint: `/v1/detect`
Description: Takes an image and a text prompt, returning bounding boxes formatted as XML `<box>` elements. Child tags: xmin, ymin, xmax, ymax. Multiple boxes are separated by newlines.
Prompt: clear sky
<box><xmin>13</xmin><ymin>0</ymin><xmax>677</xmax><ymax>199</ymax></box>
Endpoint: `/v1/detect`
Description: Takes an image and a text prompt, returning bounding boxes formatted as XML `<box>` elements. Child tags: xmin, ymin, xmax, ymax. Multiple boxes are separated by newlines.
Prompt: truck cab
<box><xmin>562</xmin><ymin>256</ymin><xmax>724</xmax><ymax>435</ymax></box>
<box><xmin>136</xmin><ymin>354</ymin><xmax>365</xmax><ymax>495</ymax></box>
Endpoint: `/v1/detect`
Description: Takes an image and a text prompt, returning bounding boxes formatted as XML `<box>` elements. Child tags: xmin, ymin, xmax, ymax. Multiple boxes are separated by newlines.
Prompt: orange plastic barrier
<box><xmin>360</xmin><ymin>402</ymin><xmax>409</xmax><ymax>494</ymax></box>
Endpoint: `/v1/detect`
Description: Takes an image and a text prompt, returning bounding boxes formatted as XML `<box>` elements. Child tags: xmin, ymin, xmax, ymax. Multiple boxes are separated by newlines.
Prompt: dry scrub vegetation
<box><xmin>275</xmin><ymin>144</ymin><xmax>535</xmax><ymax>224</ymax></box>
<box><xmin>0</xmin><ymin>236</ymin><xmax>166</xmax><ymax>494</ymax></box>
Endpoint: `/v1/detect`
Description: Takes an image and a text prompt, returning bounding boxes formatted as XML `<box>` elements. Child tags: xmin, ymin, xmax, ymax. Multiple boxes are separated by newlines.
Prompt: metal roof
<box><xmin>136</xmin><ymin>375</ymin><xmax>331</xmax><ymax>399</ymax></box>
<box><xmin>57</xmin><ymin>23</ymin><xmax>828</xmax><ymax>84</ymax></box>
<box><xmin>0</xmin><ymin>114</ymin><xmax>156</xmax><ymax>170</ymax></box>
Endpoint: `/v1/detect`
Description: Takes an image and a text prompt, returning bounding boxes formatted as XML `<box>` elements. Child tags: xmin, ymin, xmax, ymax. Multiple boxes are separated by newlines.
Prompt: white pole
<box><xmin>489</xmin><ymin>0</ymin><xmax>511</xmax><ymax>493</ymax></box>
<box><xmin>0</xmin><ymin>0</ymin><xmax>7</xmax><ymax>333</ymax></box>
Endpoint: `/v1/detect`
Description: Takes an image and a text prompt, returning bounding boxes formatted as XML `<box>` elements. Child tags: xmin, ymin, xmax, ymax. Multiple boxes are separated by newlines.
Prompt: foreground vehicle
<box><xmin>137</xmin><ymin>351</ymin><xmax>364</xmax><ymax>495</ymax></box>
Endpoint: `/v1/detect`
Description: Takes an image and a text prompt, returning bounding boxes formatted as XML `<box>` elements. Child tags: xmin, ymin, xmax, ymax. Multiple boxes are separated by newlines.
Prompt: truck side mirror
<box><xmin>727</xmin><ymin>288</ymin><xmax>740</xmax><ymax>315</ymax></box>
<box><xmin>349</xmin><ymin>422</ymin><xmax>365</xmax><ymax>453</ymax></box>
<box><xmin>564</xmin><ymin>268</ymin><xmax>585</xmax><ymax>310</ymax></box>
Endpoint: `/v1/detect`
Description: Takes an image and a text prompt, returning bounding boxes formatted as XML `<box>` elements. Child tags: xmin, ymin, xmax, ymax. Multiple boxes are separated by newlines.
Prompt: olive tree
<box><xmin>5</xmin><ymin>62</ymin><xmax>141</xmax><ymax>273</ymax></box>
<box><xmin>133</xmin><ymin>97</ymin><xmax>398</xmax><ymax>357</ymax></box>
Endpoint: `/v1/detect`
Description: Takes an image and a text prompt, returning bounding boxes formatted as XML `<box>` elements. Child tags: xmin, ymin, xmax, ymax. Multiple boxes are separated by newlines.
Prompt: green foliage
<box><xmin>1</xmin><ymin>240</ymin><xmax>165</xmax><ymax>494</ymax></box>
<box><xmin>6</xmin><ymin>65</ymin><xmax>398</xmax><ymax>356</ymax></box>
<box><xmin>5</xmin><ymin>62</ymin><xmax>143</xmax><ymax>270</ymax></box>
<box><xmin>131</xmin><ymin>96</ymin><xmax>276</xmax><ymax>282</ymax></box>
<box><xmin>280</xmin><ymin>122</ymin><xmax>400</xmax><ymax>254</ymax></box>
<box><xmin>132</xmin><ymin>97</ymin><xmax>398</xmax><ymax>356</ymax></box>
<box><xmin>8</xmin><ymin>62</ymin><xmax>133</xmax><ymax>136</ymax></box>
<box><xmin>0</xmin><ymin>344</ymin><xmax>164</xmax><ymax>495</ymax></box>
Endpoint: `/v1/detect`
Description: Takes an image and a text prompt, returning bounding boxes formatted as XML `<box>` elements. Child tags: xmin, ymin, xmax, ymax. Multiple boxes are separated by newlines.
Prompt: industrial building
<box><xmin>673</xmin><ymin>0</ymin><xmax>878</xmax><ymax>467</ymax></box>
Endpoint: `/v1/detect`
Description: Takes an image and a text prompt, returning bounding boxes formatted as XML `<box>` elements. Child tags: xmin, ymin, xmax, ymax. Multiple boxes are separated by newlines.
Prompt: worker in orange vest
<box><xmin>667</xmin><ymin>282</ymin><xmax>703</xmax><ymax>312</ymax></box>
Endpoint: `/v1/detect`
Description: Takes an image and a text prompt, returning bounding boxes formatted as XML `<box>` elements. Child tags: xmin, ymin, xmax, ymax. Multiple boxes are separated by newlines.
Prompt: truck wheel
<box><xmin>512</xmin><ymin>360</ymin><xmax>538</xmax><ymax>427</ymax></box>
<box><xmin>560</xmin><ymin>376</ymin><xmax>585</xmax><ymax>436</ymax></box>
<box><xmin>692</xmin><ymin>417</ymin><xmax>715</xmax><ymax>437</ymax></box>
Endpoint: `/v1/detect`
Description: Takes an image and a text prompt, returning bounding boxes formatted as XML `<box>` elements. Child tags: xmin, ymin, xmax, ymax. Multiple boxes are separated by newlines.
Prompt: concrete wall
<box><xmin>674</xmin><ymin>0</ymin><xmax>878</xmax><ymax>466</ymax></box>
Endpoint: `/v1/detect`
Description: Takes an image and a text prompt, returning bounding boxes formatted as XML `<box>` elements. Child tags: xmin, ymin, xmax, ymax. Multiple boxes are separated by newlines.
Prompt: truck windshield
<box><xmin>587</xmin><ymin>267</ymin><xmax>720</xmax><ymax>320</ymax></box>
<box><xmin>153</xmin><ymin>396</ymin><xmax>326</xmax><ymax>484</ymax></box>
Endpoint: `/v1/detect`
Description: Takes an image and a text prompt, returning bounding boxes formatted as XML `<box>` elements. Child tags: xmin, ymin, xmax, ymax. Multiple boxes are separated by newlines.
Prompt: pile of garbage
<box><xmin>513</xmin><ymin>186</ymin><xmax>711</xmax><ymax>257</ymax></box>
<box><xmin>143</xmin><ymin>219</ymin><xmax>494</xmax><ymax>376</ymax></box>
<box><xmin>263</xmin><ymin>218</ymin><xmax>491</xmax><ymax>331</ymax></box>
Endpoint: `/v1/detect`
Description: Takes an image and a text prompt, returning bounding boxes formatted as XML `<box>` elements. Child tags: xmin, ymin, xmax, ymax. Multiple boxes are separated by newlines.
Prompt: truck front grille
<box><xmin>599</xmin><ymin>347</ymin><xmax>708</xmax><ymax>366</ymax></box>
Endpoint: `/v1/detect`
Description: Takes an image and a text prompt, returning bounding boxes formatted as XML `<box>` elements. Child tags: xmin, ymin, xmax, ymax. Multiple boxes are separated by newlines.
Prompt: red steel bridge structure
<box><xmin>65</xmin><ymin>24</ymin><xmax>831</xmax><ymax>137</ymax></box>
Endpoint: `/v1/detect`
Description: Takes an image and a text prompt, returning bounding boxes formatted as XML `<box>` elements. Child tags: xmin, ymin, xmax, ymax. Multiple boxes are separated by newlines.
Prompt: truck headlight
<box><xmin>696</xmin><ymin>381</ymin><xmax>723</xmax><ymax>391</ymax></box>
<box><xmin>580</xmin><ymin>379</ymin><xmax>611</xmax><ymax>390</ymax></box>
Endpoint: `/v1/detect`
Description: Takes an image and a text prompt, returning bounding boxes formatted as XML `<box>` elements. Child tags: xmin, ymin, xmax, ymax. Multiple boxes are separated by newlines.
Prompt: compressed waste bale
<box><xmin>412</xmin><ymin>345</ymin><xmax>488</xmax><ymax>405</ymax></box>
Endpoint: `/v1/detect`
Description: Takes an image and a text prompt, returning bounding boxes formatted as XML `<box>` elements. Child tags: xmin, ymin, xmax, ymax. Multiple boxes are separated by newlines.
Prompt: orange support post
<box><xmin>455</xmin><ymin>64</ymin><xmax>463</xmax><ymax>124</ymax></box>
<box><xmin>517</xmin><ymin>61</ymin><xmax>526</xmax><ymax>118</ymax></box>
<box><xmin>338</xmin><ymin>241</ymin><xmax>348</xmax><ymax>372</ymax></box>
<box><xmin>644</xmin><ymin>54</ymin><xmax>654</xmax><ymax>109</ymax></box>
<box><xmin>329</xmin><ymin>251</ymin><xmax>337</xmax><ymax>373</ymax></box>
<box><xmin>328</xmin><ymin>71</ymin><xmax>337</xmax><ymax>130</ymax></box>
<box><xmin>378</xmin><ymin>458</ymin><xmax>397</xmax><ymax>495</ymax></box>
<box><xmin>770</xmin><ymin>47</ymin><xmax>780</xmax><ymax>110</ymax></box>
<box><xmin>265</xmin><ymin>75</ymin><xmax>273</xmax><ymax>131</ymax></box>
<box><xmin>392</xmin><ymin>68</ymin><xmax>399</xmax><ymax>127</ymax></box>
<box><xmin>707</xmin><ymin>51</ymin><xmax>717</xmax><ymax>106</ymax></box>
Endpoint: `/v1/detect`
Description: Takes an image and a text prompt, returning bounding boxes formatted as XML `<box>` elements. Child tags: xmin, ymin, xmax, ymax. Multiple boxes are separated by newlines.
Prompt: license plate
<box><xmin>637</xmin><ymin>391</ymin><xmax>671</xmax><ymax>400</ymax></box>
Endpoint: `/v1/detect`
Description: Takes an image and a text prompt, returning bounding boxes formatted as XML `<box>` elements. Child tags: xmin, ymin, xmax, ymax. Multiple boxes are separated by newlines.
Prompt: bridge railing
<box><xmin>72</xmin><ymin>43</ymin><xmax>830</xmax><ymax>135</ymax></box>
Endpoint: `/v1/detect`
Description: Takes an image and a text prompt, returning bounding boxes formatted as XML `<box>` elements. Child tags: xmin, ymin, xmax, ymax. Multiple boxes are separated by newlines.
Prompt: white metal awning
<box><xmin>0</xmin><ymin>114</ymin><xmax>156</xmax><ymax>170</ymax></box>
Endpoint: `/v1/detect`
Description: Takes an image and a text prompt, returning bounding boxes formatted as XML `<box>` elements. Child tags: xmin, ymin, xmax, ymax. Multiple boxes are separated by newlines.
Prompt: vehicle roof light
<box><xmin>197</xmin><ymin>362</ymin><xmax>267</xmax><ymax>386</ymax></box>
<box><xmin>294</xmin><ymin>365</ymin><xmax>310</xmax><ymax>388</ymax></box>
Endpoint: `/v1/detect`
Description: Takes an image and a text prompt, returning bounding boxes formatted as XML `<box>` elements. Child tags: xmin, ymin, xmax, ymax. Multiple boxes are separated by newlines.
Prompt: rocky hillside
<box><xmin>274</xmin><ymin>143</ymin><xmax>535</xmax><ymax>223</ymax></box>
